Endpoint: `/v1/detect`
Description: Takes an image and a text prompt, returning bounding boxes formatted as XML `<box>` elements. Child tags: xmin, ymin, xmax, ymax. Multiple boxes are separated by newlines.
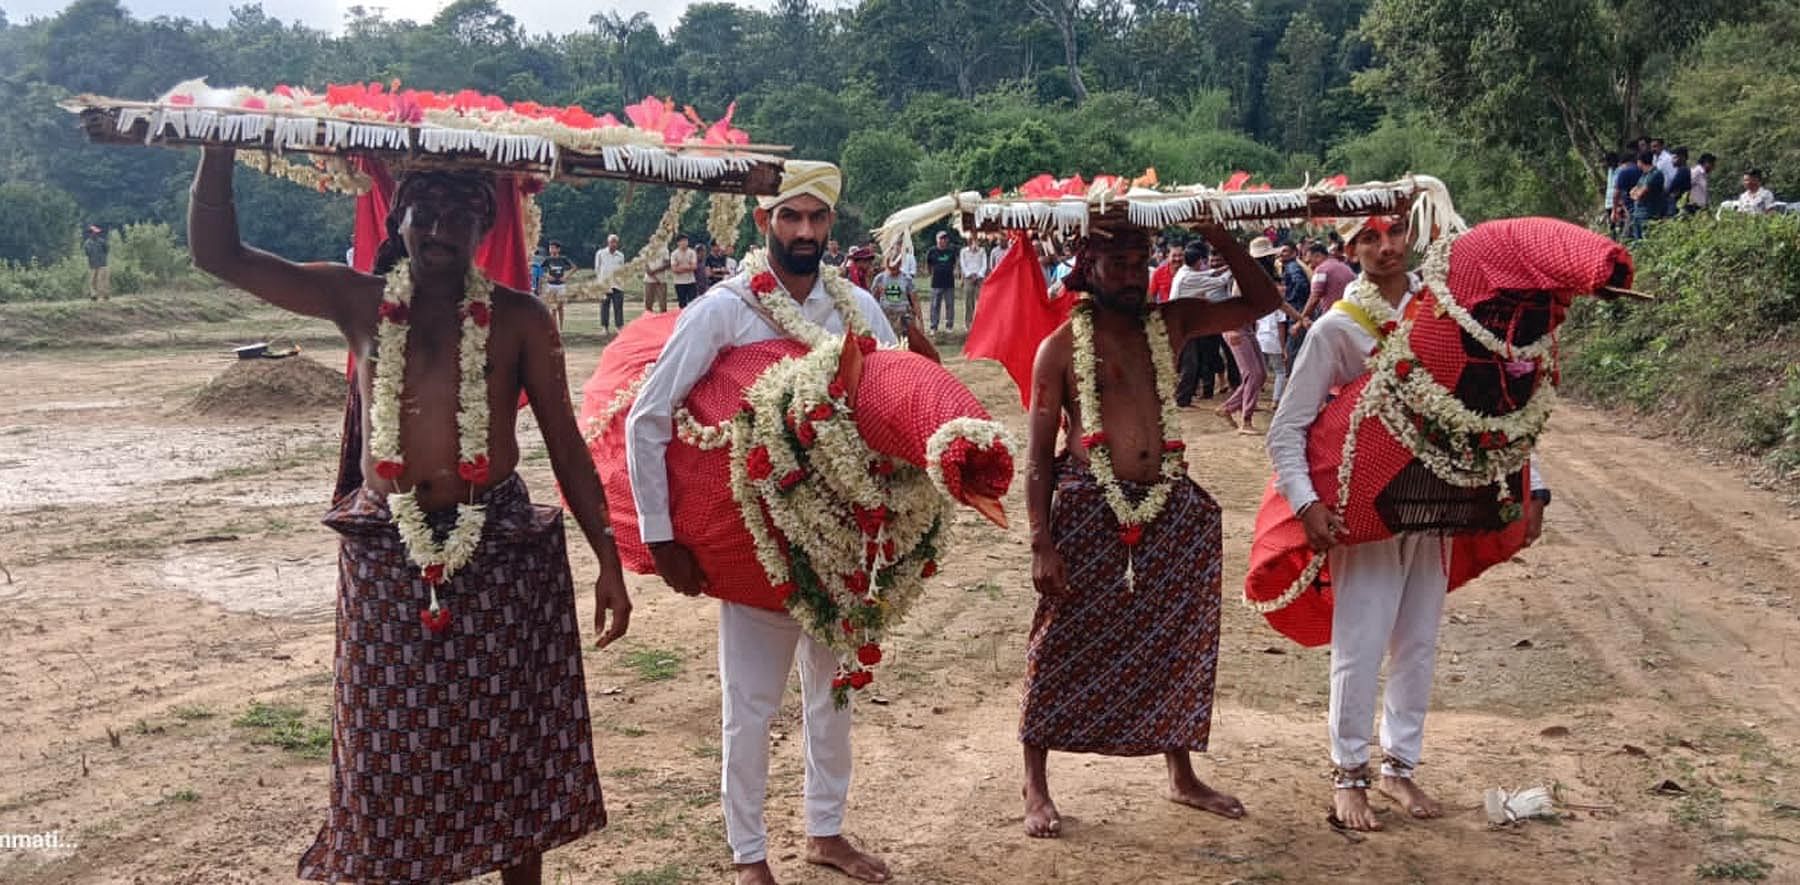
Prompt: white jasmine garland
<box><xmin>675</xmin><ymin>408</ymin><xmax>732</xmax><ymax>450</ymax></box>
<box><xmin>706</xmin><ymin>192</ymin><xmax>749</xmax><ymax>253</ymax></box>
<box><xmin>1069</xmin><ymin>299</ymin><xmax>1188</xmax><ymax>534</ymax></box>
<box><xmin>368</xmin><ymin>259</ymin><xmax>495</xmax><ymax>617</ymax></box>
<box><xmin>586</xmin><ymin>365</ymin><xmax>652</xmax><ymax>444</ymax></box>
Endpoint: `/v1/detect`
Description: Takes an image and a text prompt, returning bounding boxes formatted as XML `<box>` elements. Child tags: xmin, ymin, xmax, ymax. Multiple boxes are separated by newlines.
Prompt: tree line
<box><xmin>0</xmin><ymin>0</ymin><xmax>1793</xmax><ymax>270</ymax></box>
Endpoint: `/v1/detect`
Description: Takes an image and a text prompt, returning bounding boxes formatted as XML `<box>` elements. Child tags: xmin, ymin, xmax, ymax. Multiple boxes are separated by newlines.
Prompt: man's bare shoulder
<box><xmin>1035</xmin><ymin>321</ymin><xmax>1075</xmax><ymax>367</ymax></box>
<box><xmin>491</xmin><ymin>285</ymin><xmax>555</xmax><ymax>336</ymax></box>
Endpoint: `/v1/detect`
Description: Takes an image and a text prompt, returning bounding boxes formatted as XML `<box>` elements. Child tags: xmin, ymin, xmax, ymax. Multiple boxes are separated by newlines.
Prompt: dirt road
<box><xmin>2</xmin><ymin>330</ymin><xmax>1796</xmax><ymax>884</ymax></box>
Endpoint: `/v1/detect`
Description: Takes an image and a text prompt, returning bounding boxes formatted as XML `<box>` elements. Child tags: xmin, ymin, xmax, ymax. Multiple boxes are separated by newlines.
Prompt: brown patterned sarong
<box><xmin>297</xmin><ymin>474</ymin><xmax>607</xmax><ymax>883</ymax></box>
<box><xmin>1019</xmin><ymin>457</ymin><xmax>1224</xmax><ymax>756</ymax></box>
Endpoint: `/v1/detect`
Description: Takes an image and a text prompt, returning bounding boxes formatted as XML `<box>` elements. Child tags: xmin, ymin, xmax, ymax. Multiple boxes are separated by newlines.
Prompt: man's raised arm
<box><xmin>189</xmin><ymin>147</ymin><xmax>370</xmax><ymax>332</ymax></box>
<box><xmin>1162</xmin><ymin>226</ymin><xmax>1282</xmax><ymax>345</ymax></box>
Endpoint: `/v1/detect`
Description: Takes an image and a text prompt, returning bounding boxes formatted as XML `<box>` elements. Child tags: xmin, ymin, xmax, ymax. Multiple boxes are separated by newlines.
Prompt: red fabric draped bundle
<box><xmin>581</xmin><ymin>317</ymin><xmax>1012</xmax><ymax>612</ymax></box>
<box><xmin>1246</xmin><ymin>218</ymin><xmax>1632</xmax><ymax>646</ymax></box>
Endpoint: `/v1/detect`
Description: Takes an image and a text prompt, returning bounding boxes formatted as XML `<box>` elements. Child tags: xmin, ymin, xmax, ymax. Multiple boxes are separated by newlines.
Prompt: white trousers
<box><xmin>1327</xmin><ymin>533</ymin><xmax>1449</xmax><ymax>776</ymax></box>
<box><xmin>718</xmin><ymin>602</ymin><xmax>853</xmax><ymax>865</ymax></box>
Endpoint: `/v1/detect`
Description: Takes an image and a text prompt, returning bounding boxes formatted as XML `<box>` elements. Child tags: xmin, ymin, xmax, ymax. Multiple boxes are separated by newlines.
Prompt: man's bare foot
<box><xmin>735</xmin><ymin>861</ymin><xmax>778</xmax><ymax>885</ymax></box>
<box><xmin>1167</xmin><ymin>775</ymin><xmax>1246</xmax><ymax>819</ymax></box>
<box><xmin>1331</xmin><ymin>787</ymin><xmax>1383</xmax><ymax>831</ymax></box>
<box><xmin>1378</xmin><ymin>775</ymin><xmax>1443</xmax><ymax>819</ymax></box>
<box><xmin>805</xmin><ymin>835</ymin><xmax>890</xmax><ymax>882</ymax></box>
<box><xmin>1023</xmin><ymin>785</ymin><xmax>1062</xmax><ymax>838</ymax></box>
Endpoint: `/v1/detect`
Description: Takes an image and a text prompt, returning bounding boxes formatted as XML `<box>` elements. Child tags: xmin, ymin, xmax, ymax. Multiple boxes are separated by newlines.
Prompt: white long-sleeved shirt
<box><xmin>595</xmin><ymin>247</ymin><xmax>626</xmax><ymax>283</ymax></box>
<box><xmin>624</xmin><ymin>273</ymin><xmax>899</xmax><ymax>543</ymax></box>
<box><xmin>1267</xmin><ymin>275</ymin><xmax>1544</xmax><ymax>515</ymax></box>
<box><xmin>958</xmin><ymin>245</ymin><xmax>988</xmax><ymax>279</ymax></box>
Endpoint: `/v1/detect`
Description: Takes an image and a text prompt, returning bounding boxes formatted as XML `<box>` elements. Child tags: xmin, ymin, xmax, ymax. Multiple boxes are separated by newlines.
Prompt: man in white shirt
<box><xmin>957</xmin><ymin>234</ymin><xmax>989</xmax><ymax>327</ymax></box>
<box><xmin>1652</xmin><ymin>137</ymin><xmax>1677</xmax><ymax>187</ymax></box>
<box><xmin>670</xmin><ymin>235</ymin><xmax>700</xmax><ymax>307</ymax></box>
<box><xmin>1168</xmin><ymin>243</ymin><xmax>1236</xmax><ymax>404</ymax></box>
<box><xmin>1734</xmin><ymin>169</ymin><xmax>1779</xmax><ymax>214</ymax></box>
<box><xmin>625</xmin><ymin>162</ymin><xmax>913</xmax><ymax>885</ymax></box>
<box><xmin>1267</xmin><ymin>213</ymin><xmax>1549</xmax><ymax>833</ymax></box>
<box><xmin>595</xmin><ymin>233</ymin><xmax>627</xmax><ymax>333</ymax></box>
<box><xmin>1687</xmin><ymin>153</ymin><xmax>1715</xmax><ymax>214</ymax></box>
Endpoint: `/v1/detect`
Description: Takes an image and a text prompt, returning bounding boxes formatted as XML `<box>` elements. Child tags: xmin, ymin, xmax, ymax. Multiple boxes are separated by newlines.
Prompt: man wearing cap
<box><xmin>1268</xmin><ymin>210</ymin><xmax>1552</xmax><ymax>832</ymax></box>
<box><xmin>625</xmin><ymin>161</ymin><xmax>930</xmax><ymax>885</ymax></box>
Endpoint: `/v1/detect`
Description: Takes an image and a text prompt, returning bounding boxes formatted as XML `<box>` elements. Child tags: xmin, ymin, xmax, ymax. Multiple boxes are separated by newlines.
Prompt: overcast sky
<box><xmin>2</xmin><ymin>1</ymin><xmax>789</xmax><ymax>34</ymax></box>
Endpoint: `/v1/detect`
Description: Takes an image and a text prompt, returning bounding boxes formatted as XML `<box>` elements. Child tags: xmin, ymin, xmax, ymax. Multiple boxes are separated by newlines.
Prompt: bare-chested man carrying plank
<box><xmin>1021</xmin><ymin>221</ymin><xmax>1281</xmax><ymax>837</ymax></box>
<box><xmin>189</xmin><ymin>146</ymin><xmax>631</xmax><ymax>884</ymax></box>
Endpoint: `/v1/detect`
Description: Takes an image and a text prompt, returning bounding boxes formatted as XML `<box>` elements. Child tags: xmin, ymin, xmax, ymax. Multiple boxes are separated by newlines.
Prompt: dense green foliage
<box><xmin>0</xmin><ymin>181</ymin><xmax>81</xmax><ymax>263</ymax></box>
<box><xmin>0</xmin><ymin>0</ymin><xmax>1792</xmax><ymax>276</ymax></box>
<box><xmin>1562</xmin><ymin>214</ymin><xmax>1800</xmax><ymax>473</ymax></box>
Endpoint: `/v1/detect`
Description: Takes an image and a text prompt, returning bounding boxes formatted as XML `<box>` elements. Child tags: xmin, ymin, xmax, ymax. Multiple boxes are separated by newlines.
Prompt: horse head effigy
<box><xmin>1247</xmin><ymin>217</ymin><xmax>1636</xmax><ymax>646</ymax></box>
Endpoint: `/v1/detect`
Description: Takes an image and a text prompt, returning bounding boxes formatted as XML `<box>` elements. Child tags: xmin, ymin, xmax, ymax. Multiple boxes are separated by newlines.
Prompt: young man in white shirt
<box><xmin>670</xmin><ymin>235</ymin><xmax>700</xmax><ymax>307</ymax></box>
<box><xmin>625</xmin><ymin>163</ymin><xmax>934</xmax><ymax>885</ymax></box>
<box><xmin>1267</xmin><ymin>213</ymin><xmax>1549</xmax><ymax>833</ymax></box>
<box><xmin>595</xmin><ymin>233</ymin><xmax>627</xmax><ymax>333</ymax></box>
<box><xmin>957</xmin><ymin>234</ymin><xmax>989</xmax><ymax>327</ymax></box>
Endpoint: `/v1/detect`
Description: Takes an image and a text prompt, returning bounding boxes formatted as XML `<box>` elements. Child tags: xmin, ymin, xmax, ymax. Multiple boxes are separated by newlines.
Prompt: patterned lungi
<box><xmin>1019</xmin><ymin>457</ymin><xmax>1224</xmax><ymax>756</ymax></box>
<box><xmin>298</xmin><ymin>474</ymin><xmax>607</xmax><ymax>883</ymax></box>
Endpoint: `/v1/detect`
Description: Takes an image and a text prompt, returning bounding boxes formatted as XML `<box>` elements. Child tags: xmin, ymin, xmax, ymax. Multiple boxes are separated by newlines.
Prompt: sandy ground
<box><xmin>2</xmin><ymin>311</ymin><xmax>1798</xmax><ymax>885</ymax></box>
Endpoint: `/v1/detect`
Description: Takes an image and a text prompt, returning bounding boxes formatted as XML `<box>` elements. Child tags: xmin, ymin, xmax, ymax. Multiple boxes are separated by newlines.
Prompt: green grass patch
<box><xmin>233</xmin><ymin>702</ymin><xmax>330</xmax><ymax>759</ymax></box>
<box><xmin>1562</xmin><ymin>214</ymin><xmax>1800</xmax><ymax>481</ymax></box>
<box><xmin>170</xmin><ymin>705</ymin><xmax>216</xmax><ymax>721</ymax></box>
<box><xmin>1673</xmin><ymin>786</ymin><xmax>1727</xmax><ymax>827</ymax></box>
<box><xmin>159</xmin><ymin>788</ymin><xmax>201</xmax><ymax>804</ymax></box>
<box><xmin>623</xmin><ymin>649</ymin><xmax>682</xmax><ymax>682</ymax></box>
<box><xmin>606</xmin><ymin>766</ymin><xmax>650</xmax><ymax>779</ymax></box>
<box><xmin>1697</xmin><ymin>858</ymin><xmax>1771</xmax><ymax>880</ymax></box>
<box><xmin>611</xmin><ymin>725</ymin><xmax>648</xmax><ymax>738</ymax></box>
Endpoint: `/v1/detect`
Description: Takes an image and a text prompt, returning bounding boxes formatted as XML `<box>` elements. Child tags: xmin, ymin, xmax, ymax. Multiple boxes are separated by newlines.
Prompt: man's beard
<box><xmin>1091</xmin><ymin>286</ymin><xmax>1148</xmax><ymax>315</ymax></box>
<box><xmin>769</xmin><ymin>233</ymin><xmax>823</xmax><ymax>275</ymax></box>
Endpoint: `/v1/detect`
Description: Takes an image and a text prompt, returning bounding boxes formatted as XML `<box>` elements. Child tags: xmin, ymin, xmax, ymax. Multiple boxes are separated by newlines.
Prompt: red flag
<box><xmin>964</xmin><ymin>231</ymin><xmax>1070</xmax><ymax>410</ymax></box>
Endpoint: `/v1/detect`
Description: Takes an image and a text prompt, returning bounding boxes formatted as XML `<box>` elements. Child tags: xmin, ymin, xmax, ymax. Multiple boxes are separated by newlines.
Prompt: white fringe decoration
<box><xmin>877</xmin><ymin>175</ymin><xmax>1468</xmax><ymax>248</ymax></box>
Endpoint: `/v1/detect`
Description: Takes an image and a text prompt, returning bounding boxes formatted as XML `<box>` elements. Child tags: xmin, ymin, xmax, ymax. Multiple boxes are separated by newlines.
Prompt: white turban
<box><xmin>759</xmin><ymin>160</ymin><xmax>842</xmax><ymax>210</ymax></box>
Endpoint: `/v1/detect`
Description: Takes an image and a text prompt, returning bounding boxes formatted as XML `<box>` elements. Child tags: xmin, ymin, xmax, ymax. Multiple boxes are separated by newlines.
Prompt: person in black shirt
<box><xmin>1665</xmin><ymin>147</ymin><xmax>1692</xmax><ymax>217</ymax></box>
<box><xmin>540</xmin><ymin>240</ymin><xmax>576</xmax><ymax>329</ymax></box>
<box><xmin>704</xmin><ymin>242</ymin><xmax>733</xmax><ymax>287</ymax></box>
<box><xmin>924</xmin><ymin>231</ymin><xmax>958</xmax><ymax>334</ymax></box>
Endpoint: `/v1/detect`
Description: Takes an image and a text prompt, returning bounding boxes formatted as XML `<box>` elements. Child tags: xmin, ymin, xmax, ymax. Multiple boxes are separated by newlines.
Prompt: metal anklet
<box><xmin>1332</xmin><ymin>763</ymin><xmax>1373</xmax><ymax>791</ymax></box>
<box><xmin>1381</xmin><ymin>752</ymin><xmax>1418</xmax><ymax>780</ymax></box>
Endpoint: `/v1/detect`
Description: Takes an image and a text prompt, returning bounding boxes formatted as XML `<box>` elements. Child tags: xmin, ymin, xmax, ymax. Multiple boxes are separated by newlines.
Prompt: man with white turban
<box><xmin>625</xmin><ymin>160</ymin><xmax>908</xmax><ymax>884</ymax></box>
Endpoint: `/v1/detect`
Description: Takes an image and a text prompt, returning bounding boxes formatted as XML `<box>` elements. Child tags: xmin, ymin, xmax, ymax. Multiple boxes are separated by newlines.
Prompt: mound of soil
<box><xmin>188</xmin><ymin>354</ymin><xmax>347</xmax><ymax>417</ymax></box>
